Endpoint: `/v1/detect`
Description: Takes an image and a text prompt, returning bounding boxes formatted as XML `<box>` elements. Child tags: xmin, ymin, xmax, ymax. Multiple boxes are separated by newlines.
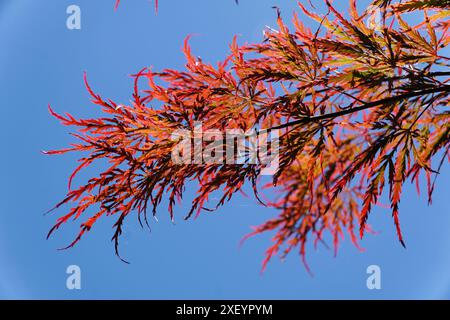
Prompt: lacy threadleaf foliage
<box><xmin>47</xmin><ymin>0</ymin><xmax>450</xmax><ymax>269</ymax></box>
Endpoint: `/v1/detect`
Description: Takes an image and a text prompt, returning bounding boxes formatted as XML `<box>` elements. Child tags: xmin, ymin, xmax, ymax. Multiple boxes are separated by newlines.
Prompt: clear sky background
<box><xmin>0</xmin><ymin>0</ymin><xmax>449</xmax><ymax>299</ymax></box>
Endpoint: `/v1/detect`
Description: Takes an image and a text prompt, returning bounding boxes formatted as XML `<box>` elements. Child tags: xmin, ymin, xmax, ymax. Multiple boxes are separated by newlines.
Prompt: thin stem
<box><xmin>259</xmin><ymin>85</ymin><xmax>450</xmax><ymax>134</ymax></box>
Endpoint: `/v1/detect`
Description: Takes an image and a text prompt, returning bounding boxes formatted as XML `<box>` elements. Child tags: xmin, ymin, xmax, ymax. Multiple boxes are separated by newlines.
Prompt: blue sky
<box><xmin>0</xmin><ymin>0</ymin><xmax>449</xmax><ymax>299</ymax></box>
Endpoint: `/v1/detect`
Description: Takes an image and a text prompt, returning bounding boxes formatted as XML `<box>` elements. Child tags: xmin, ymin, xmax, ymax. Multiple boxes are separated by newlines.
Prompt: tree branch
<box><xmin>261</xmin><ymin>85</ymin><xmax>450</xmax><ymax>133</ymax></box>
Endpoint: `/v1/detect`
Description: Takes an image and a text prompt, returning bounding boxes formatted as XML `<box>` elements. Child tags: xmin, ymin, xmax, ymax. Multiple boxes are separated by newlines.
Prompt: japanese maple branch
<box><xmin>260</xmin><ymin>85</ymin><xmax>450</xmax><ymax>133</ymax></box>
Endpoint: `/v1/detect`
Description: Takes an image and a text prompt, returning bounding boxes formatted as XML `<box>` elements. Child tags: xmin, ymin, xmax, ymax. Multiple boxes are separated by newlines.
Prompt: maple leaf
<box><xmin>47</xmin><ymin>0</ymin><xmax>450</xmax><ymax>270</ymax></box>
